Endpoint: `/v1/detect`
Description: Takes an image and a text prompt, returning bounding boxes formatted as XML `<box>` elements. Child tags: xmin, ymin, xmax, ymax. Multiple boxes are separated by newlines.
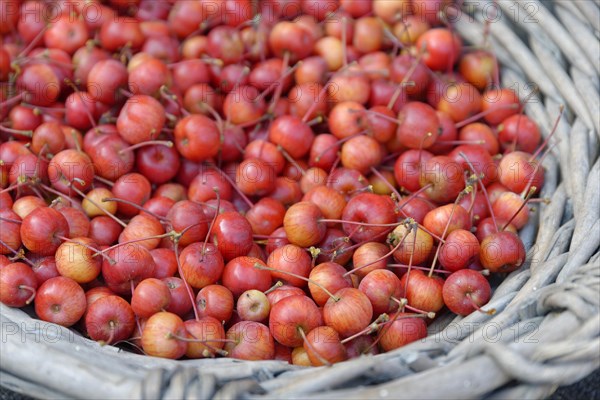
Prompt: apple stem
<box><xmin>64</xmin><ymin>79</ymin><xmax>97</xmax><ymax>129</ymax></box>
<box><xmin>522</xmin><ymin>139</ymin><xmax>560</xmax><ymax>197</ymax></box>
<box><xmin>391</xmin><ymin>297</ymin><xmax>435</xmax><ymax>318</ymax></box>
<box><xmin>530</xmin><ymin>105</ymin><xmax>563</xmax><ymax>161</ymax></box>
<box><xmin>119</xmin><ymin>88</ymin><xmax>134</xmax><ymax>98</ymax></box>
<box><xmin>381</xmin><ymin>20</ymin><xmax>404</xmax><ymax>56</ymax></box>
<box><xmin>428</xmin><ymin>187</ymin><xmax>471</xmax><ymax>277</ymax></box>
<box><xmin>234</xmin><ymin>115</ymin><xmax>270</xmax><ymax>129</ymax></box>
<box><xmin>0</xmin><ymin>125</ymin><xmax>32</xmax><ymax>137</ymax></box>
<box><xmin>173</xmin><ymin>238</ymin><xmax>201</xmax><ymax>321</ymax></box>
<box><xmin>318</xmin><ymin>219</ymin><xmax>402</xmax><ymax>228</ymax></box>
<box><xmin>356</xmin><ymin>108</ymin><xmax>399</xmax><ymax>125</ymax></box>
<box><xmin>100</xmin><ymin>197</ymin><xmax>167</xmax><ymax>224</ymax></box>
<box><xmin>38</xmin><ymin>183</ymin><xmax>78</xmax><ymax>206</ymax></box>
<box><xmin>206</xmin><ymin>163</ymin><xmax>254</xmax><ymax>209</ymax></box>
<box><xmin>436</xmin><ymin>140</ymin><xmax>486</xmax><ymax>145</ymax></box>
<box><xmin>466</xmin><ymin>293</ymin><xmax>496</xmax><ymax>315</ymax></box>
<box><xmin>343</xmin><ymin>222</ymin><xmax>411</xmax><ymax>277</ymax></box>
<box><xmin>370</xmin><ymin>166</ymin><xmax>402</xmax><ymax>200</ymax></box>
<box><xmin>387</xmin><ymin>51</ymin><xmax>424</xmax><ymax>110</ymax></box>
<box><xmin>0</xmin><ymin>238</ymin><xmax>35</xmax><ymax>267</ymax></box>
<box><xmin>315</xmin><ymin>129</ymin><xmax>369</xmax><ymax>163</ymax></box>
<box><xmin>0</xmin><ymin>182</ymin><xmax>21</xmax><ymax>195</ymax></box>
<box><xmin>201</xmin><ymin>188</ymin><xmax>220</xmax><ymax>258</ymax></box>
<box><xmin>265</xmin><ymin>51</ymin><xmax>291</xmax><ymax>114</ymax></box>
<box><xmin>277</xmin><ymin>145</ymin><xmax>306</xmax><ymax>175</ymax></box>
<box><xmin>0</xmin><ymin>216</ymin><xmax>22</xmax><ymax>224</ymax></box>
<box><xmin>159</xmin><ymin>86</ymin><xmax>189</xmax><ymax>117</ymax></box>
<box><xmin>167</xmin><ymin>331</ymin><xmax>233</xmax><ymax>350</ymax></box>
<box><xmin>387</xmin><ymin>264</ymin><xmax>453</xmax><ymax>275</ymax></box>
<box><xmin>67</xmin><ymin>185</ymin><xmax>128</xmax><ymax>228</ymax></box>
<box><xmin>101</xmin><ymin>320</ymin><xmax>116</xmax><ymax>346</ymax></box>
<box><xmin>401</xmin><ymin>222</ymin><xmax>420</xmax><ymax>298</ymax></box>
<box><xmin>94</xmin><ymin>232</ymin><xmax>173</xmax><ymax>256</ymax></box>
<box><xmin>501</xmin><ymin>187</ymin><xmax>536</xmax><ymax>231</ymax></box>
<box><xmin>253</xmin><ymin>262</ymin><xmax>340</xmax><ymax>302</ymax></box>
<box><xmin>0</xmin><ymin>92</ymin><xmax>25</xmax><ymax>110</ymax></box>
<box><xmin>264</xmin><ymin>280</ymin><xmax>284</xmax><ymax>295</ymax></box>
<box><xmin>92</xmin><ymin>176</ymin><xmax>114</xmax><ymax>188</ymax></box>
<box><xmin>297</xmin><ymin>326</ymin><xmax>332</xmax><ymax>367</ymax></box>
<box><xmin>19</xmin><ymin>285</ymin><xmax>36</xmax><ymax>305</ymax></box>
<box><xmin>301</xmin><ymin>81</ymin><xmax>329</xmax><ymax>124</ymax></box>
<box><xmin>16</xmin><ymin>24</ymin><xmax>50</xmax><ymax>58</ymax></box>
<box><xmin>118</xmin><ymin>140</ymin><xmax>173</xmax><ymax>155</ymax></box>
<box><xmin>340</xmin><ymin>314</ymin><xmax>390</xmax><ymax>344</ymax></box>
<box><xmin>325</xmin><ymin>155</ymin><xmax>342</xmax><ymax>187</ymax></box>
<box><xmin>458</xmin><ymin>152</ymin><xmax>498</xmax><ymax>231</ymax></box>
<box><xmin>454</xmin><ymin>103</ymin><xmax>520</xmax><ymax>129</ymax></box>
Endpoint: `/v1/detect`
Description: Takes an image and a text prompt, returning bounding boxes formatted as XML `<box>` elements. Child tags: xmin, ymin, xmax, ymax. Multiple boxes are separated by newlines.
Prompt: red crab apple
<box><xmin>442</xmin><ymin>269</ymin><xmax>492</xmax><ymax>316</ymax></box>
<box><xmin>141</xmin><ymin>311</ymin><xmax>188</xmax><ymax>359</ymax></box>
<box><xmin>34</xmin><ymin>276</ymin><xmax>86</xmax><ymax>327</ymax></box>
<box><xmin>0</xmin><ymin>262</ymin><xmax>38</xmax><ymax>307</ymax></box>
<box><xmin>85</xmin><ymin>295</ymin><xmax>136</xmax><ymax>344</ymax></box>
<box><xmin>224</xmin><ymin>321</ymin><xmax>275</xmax><ymax>360</ymax></box>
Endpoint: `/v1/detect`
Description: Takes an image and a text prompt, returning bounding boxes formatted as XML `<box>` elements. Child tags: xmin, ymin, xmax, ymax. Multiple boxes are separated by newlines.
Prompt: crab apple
<box><xmin>498</xmin><ymin>151</ymin><xmax>544</xmax><ymax>195</ymax></box>
<box><xmin>394</xmin><ymin>149</ymin><xmax>434</xmax><ymax>193</ymax></box>
<box><xmin>0</xmin><ymin>262</ymin><xmax>38</xmax><ymax>307</ymax></box>
<box><xmin>212</xmin><ymin>212</ymin><xmax>254</xmax><ymax>262</ymax></box>
<box><xmin>341</xmin><ymin>193</ymin><xmax>396</xmax><ymax>244</ymax></box>
<box><xmin>390</xmin><ymin>225</ymin><xmax>434</xmax><ymax>266</ymax></box>
<box><xmin>0</xmin><ymin>209</ymin><xmax>21</xmax><ymax>255</ymax></box>
<box><xmin>225</xmin><ymin>321</ymin><xmax>275</xmax><ymax>361</ymax></box>
<box><xmin>117</xmin><ymin>95</ymin><xmax>166</xmax><ymax>145</ymax></box>
<box><xmin>269</xmin><ymin>295</ymin><xmax>322</xmax><ymax>347</ymax></box>
<box><xmin>166</xmin><ymin>200</ymin><xmax>208</xmax><ymax>247</ymax></box>
<box><xmin>55</xmin><ymin>237</ymin><xmax>102</xmax><ymax>284</ymax></box>
<box><xmin>237</xmin><ymin>289</ymin><xmax>271</xmax><ymax>322</ymax></box>
<box><xmin>185</xmin><ymin>317</ymin><xmax>227</xmax><ymax>358</ymax></box>
<box><xmin>479</xmin><ymin>231</ymin><xmax>526</xmax><ymax>274</ymax></box>
<box><xmin>497</xmin><ymin>114</ymin><xmax>541</xmax><ymax>153</ymax></box>
<box><xmin>323</xmin><ymin>288</ymin><xmax>373</xmax><ymax>338</ymax></box>
<box><xmin>101</xmin><ymin>244</ymin><xmax>156</xmax><ymax>295</ymax></box>
<box><xmin>141</xmin><ymin>312</ymin><xmax>187</xmax><ymax>359</ymax></box>
<box><xmin>196</xmin><ymin>285</ymin><xmax>234</xmax><ymax>323</ymax></box>
<box><xmin>439</xmin><ymin>229</ymin><xmax>480</xmax><ymax>272</ymax></box>
<box><xmin>442</xmin><ymin>269</ymin><xmax>491</xmax><ymax>316</ymax></box>
<box><xmin>20</xmin><ymin>207</ymin><xmax>69</xmax><ymax>256</ymax></box>
<box><xmin>304</xmin><ymin>326</ymin><xmax>348</xmax><ymax>366</ymax></box>
<box><xmin>423</xmin><ymin>204</ymin><xmax>472</xmax><ymax>239</ymax></box>
<box><xmin>179</xmin><ymin>243</ymin><xmax>224</xmax><ymax>289</ymax></box>
<box><xmin>34</xmin><ymin>276</ymin><xmax>86</xmax><ymax>327</ymax></box>
<box><xmin>85</xmin><ymin>295</ymin><xmax>136</xmax><ymax>344</ymax></box>
<box><xmin>377</xmin><ymin>312</ymin><xmax>428</xmax><ymax>351</ymax></box>
<box><xmin>222</xmin><ymin>257</ymin><xmax>272</xmax><ymax>298</ymax></box>
<box><xmin>399</xmin><ymin>269</ymin><xmax>445</xmax><ymax>313</ymax></box>
<box><xmin>416</xmin><ymin>28</ymin><xmax>462</xmax><ymax>72</ymax></box>
<box><xmin>358</xmin><ymin>269</ymin><xmax>402</xmax><ymax>315</ymax></box>
<box><xmin>267</xmin><ymin>244</ymin><xmax>312</xmax><ymax>288</ymax></box>
<box><xmin>174</xmin><ymin>114</ymin><xmax>221</xmax><ymax>162</ymax></box>
<box><xmin>131</xmin><ymin>278</ymin><xmax>172</xmax><ymax>319</ymax></box>
<box><xmin>419</xmin><ymin>156</ymin><xmax>465</xmax><ymax>203</ymax></box>
<box><xmin>481</xmin><ymin>88</ymin><xmax>520</xmax><ymax>125</ymax></box>
<box><xmin>396</xmin><ymin>102</ymin><xmax>440</xmax><ymax>149</ymax></box>
<box><xmin>492</xmin><ymin>192</ymin><xmax>530</xmax><ymax>230</ymax></box>
<box><xmin>284</xmin><ymin>202</ymin><xmax>327</xmax><ymax>248</ymax></box>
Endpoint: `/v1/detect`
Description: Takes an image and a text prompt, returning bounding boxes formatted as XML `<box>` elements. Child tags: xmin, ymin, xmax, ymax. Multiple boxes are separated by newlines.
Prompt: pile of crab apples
<box><xmin>0</xmin><ymin>0</ymin><xmax>548</xmax><ymax>365</ymax></box>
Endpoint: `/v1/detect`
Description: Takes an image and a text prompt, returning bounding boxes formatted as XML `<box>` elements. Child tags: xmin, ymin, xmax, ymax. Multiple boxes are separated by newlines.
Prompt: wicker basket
<box><xmin>1</xmin><ymin>1</ymin><xmax>599</xmax><ymax>398</ymax></box>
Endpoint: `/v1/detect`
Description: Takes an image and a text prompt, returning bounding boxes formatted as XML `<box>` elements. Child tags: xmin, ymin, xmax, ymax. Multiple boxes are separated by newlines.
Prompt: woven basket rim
<box><xmin>1</xmin><ymin>1</ymin><xmax>599</xmax><ymax>399</ymax></box>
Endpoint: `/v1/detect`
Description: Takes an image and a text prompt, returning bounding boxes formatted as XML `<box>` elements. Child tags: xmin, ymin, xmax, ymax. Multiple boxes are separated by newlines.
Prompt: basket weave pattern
<box><xmin>1</xmin><ymin>1</ymin><xmax>599</xmax><ymax>398</ymax></box>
